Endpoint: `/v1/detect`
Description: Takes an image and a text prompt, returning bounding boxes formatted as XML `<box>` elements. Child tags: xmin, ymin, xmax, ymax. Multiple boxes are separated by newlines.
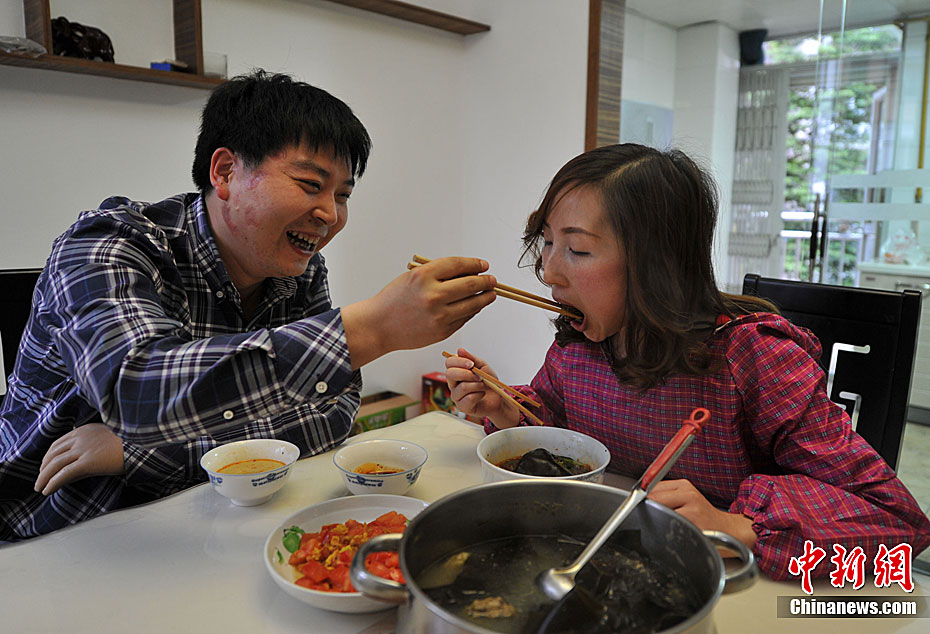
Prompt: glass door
<box><xmin>725</xmin><ymin>1</ymin><xmax>910</xmax><ymax>291</ymax></box>
<box><xmin>734</xmin><ymin>0</ymin><xmax>930</xmax><ymax>574</ymax></box>
<box><xmin>812</xmin><ymin>3</ymin><xmax>930</xmax><ymax>578</ymax></box>
<box><xmin>775</xmin><ymin>1</ymin><xmax>906</xmax><ymax>285</ymax></box>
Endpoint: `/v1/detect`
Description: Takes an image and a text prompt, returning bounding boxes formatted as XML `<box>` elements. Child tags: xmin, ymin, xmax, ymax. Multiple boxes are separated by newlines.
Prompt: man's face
<box><xmin>211</xmin><ymin>145</ymin><xmax>354</xmax><ymax>292</ymax></box>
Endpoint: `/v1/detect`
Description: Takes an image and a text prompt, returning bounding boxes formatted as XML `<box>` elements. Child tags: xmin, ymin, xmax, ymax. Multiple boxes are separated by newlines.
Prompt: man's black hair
<box><xmin>192</xmin><ymin>69</ymin><xmax>372</xmax><ymax>192</ymax></box>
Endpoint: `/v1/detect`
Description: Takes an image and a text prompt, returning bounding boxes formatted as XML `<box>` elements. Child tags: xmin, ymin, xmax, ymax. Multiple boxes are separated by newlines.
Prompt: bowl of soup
<box><xmin>200</xmin><ymin>439</ymin><xmax>301</xmax><ymax>506</ymax></box>
<box><xmin>477</xmin><ymin>426</ymin><xmax>610</xmax><ymax>483</ymax></box>
<box><xmin>333</xmin><ymin>439</ymin><xmax>428</xmax><ymax>496</ymax></box>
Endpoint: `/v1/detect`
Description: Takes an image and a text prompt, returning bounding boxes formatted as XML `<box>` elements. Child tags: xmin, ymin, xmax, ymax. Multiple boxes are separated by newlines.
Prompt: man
<box><xmin>0</xmin><ymin>70</ymin><xmax>496</xmax><ymax>541</ymax></box>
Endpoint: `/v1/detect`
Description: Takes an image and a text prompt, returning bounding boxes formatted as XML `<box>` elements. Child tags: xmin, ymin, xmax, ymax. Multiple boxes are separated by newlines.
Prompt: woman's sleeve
<box><xmin>726</xmin><ymin>324</ymin><xmax>930</xmax><ymax>580</ymax></box>
<box><xmin>482</xmin><ymin>342</ymin><xmax>566</xmax><ymax>434</ymax></box>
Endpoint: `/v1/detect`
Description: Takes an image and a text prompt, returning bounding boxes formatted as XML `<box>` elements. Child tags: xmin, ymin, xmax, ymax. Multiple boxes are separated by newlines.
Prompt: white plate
<box><xmin>264</xmin><ymin>494</ymin><xmax>428</xmax><ymax>613</ymax></box>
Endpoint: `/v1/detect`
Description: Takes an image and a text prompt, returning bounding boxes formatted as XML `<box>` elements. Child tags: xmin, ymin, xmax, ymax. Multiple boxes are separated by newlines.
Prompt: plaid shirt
<box><xmin>488</xmin><ymin>313</ymin><xmax>930</xmax><ymax>580</ymax></box>
<box><xmin>0</xmin><ymin>194</ymin><xmax>361</xmax><ymax>541</ymax></box>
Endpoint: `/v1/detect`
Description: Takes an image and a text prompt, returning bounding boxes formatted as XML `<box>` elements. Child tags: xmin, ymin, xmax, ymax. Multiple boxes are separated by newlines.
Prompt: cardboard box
<box><xmin>350</xmin><ymin>391</ymin><xmax>419</xmax><ymax>436</ymax></box>
<box><xmin>421</xmin><ymin>371</ymin><xmax>453</xmax><ymax>414</ymax></box>
<box><xmin>421</xmin><ymin>372</ymin><xmax>481</xmax><ymax>423</ymax></box>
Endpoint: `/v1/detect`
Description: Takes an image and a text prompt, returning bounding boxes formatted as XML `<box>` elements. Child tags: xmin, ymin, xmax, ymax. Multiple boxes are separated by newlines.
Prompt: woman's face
<box><xmin>541</xmin><ymin>185</ymin><xmax>627</xmax><ymax>343</ymax></box>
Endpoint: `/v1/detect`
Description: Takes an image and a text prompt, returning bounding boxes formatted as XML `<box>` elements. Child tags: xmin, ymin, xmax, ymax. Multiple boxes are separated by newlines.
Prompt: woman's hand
<box><xmin>444</xmin><ymin>348</ymin><xmax>519</xmax><ymax>428</ymax></box>
<box><xmin>647</xmin><ymin>479</ymin><xmax>757</xmax><ymax>555</ymax></box>
<box><xmin>34</xmin><ymin>423</ymin><xmax>126</xmax><ymax>495</ymax></box>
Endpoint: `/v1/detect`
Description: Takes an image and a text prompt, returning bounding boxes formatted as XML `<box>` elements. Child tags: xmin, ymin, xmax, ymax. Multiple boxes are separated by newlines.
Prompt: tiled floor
<box><xmin>895</xmin><ymin>422</ymin><xmax>930</xmax><ymax>567</ymax></box>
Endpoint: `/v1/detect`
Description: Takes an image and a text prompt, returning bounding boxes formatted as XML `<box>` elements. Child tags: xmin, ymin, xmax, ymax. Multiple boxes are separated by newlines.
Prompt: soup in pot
<box><xmin>419</xmin><ymin>532</ymin><xmax>700</xmax><ymax>634</ymax></box>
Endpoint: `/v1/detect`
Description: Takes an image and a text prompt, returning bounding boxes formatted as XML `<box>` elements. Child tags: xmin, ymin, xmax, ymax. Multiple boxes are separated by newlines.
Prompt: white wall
<box><xmin>453</xmin><ymin>1</ymin><xmax>588</xmax><ymax>385</ymax></box>
<box><xmin>0</xmin><ymin>0</ymin><xmax>588</xmax><ymax>401</ymax></box>
<box><xmin>620</xmin><ymin>14</ymin><xmax>741</xmax><ymax>287</ymax></box>
<box><xmin>892</xmin><ymin>19</ymin><xmax>930</xmax><ymax>252</ymax></box>
<box><xmin>672</xmin><ymin>22</ymin><xmax>740</xmax><ymax>282</ymax></box>
<box><xmin>619</xmin><ymin>13</ymin><xmax>676</xmax><ymax>149</ymax></box>
<box><xmin>621</xmin><ymin>11</ymin><xmax>677</xmax><ymax>110</ymax></box>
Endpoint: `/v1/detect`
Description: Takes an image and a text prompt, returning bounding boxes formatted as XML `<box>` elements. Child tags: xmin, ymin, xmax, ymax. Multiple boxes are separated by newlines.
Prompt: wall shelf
<box><xmin>0</xmin><ymin>50</ymin><xmax>223</xmax><ymax>89</ymax></box>
<box><xmin>0</xmin><ymin>0</ymin><xmax>221</xmax><ymax>90</ymax></box>
<box><xmin>1</xmin><ymin>0</ymin><xmax>491</xmax><ymax>87</ymax></box>
<box><xmin>320</xmin><ymin>0</ymin><xmax>490</xmax><ymax>35</ymax></box>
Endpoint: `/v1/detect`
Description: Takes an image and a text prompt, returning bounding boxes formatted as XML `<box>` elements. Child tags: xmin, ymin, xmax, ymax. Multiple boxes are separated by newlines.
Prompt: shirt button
<box><xmin>223</xmin><ymin>410</ymin><xmax>234</xmax><ymax>420</ymax></box>
<box><xmin>315</xmin><ymin>381</ymin><xmax>328</xmax><ymax>394</ymax></box>
<box><xmin>216</xmin><ymin>290</ymin><xmax>225</xmax><ymax>299</ymax></box>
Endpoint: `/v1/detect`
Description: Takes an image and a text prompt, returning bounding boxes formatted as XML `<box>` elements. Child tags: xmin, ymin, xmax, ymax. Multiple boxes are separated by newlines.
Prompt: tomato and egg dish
<box><xmin>285</xmin><ymin>511</ymin><xmax>408</xmax><ymax>592</ymax></box>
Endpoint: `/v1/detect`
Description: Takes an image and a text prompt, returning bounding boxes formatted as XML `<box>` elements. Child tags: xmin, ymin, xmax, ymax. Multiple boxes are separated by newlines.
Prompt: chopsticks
<box><xmin>408</xmin><ymin>255</ymin><xmax>582</xmax><ymax>320</ymax></box>
<box><xmin>442</xmin><ymin>351</ymin><xmax>545</xmax><ymax>426</ymax></box>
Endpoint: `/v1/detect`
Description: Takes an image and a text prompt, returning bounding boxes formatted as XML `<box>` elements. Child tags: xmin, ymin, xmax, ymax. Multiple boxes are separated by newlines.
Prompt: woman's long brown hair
<box><xmin>521</xmin><ymin>144</ymin><xmax>776</xmax><ymax>389</ymax></box>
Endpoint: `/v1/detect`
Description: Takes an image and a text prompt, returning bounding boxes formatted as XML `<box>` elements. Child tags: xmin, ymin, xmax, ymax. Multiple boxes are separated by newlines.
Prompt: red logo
<box><xmin>874</xmin><ymin>543</ymin><xmax>914</xmax><ymax>592</ymax></box>
<box><xmin>829</xmin><ymin>545</ymin><xmax>866</xmax><ymax>590</ymax></box>
<box><xmin>788</xmin><ymin>540</ymin><xmax>826</xmax><ymax>595</ymax></box>
<box><xmin>788</xmin><ymin>541</ymin><xmax>914</xmax><ymax>593</ymax></box>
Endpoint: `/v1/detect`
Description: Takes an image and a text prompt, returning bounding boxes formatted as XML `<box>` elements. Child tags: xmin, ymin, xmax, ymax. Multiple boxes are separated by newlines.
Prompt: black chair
<box><xmin>0</xmin><ymin>269</ymin><xmax>42</xmax><ymax>403</ymax></box>
<box><xmin>742</xmin><ymin>274</ymin><xmax>921</xmax><ymax>471</ymax></box>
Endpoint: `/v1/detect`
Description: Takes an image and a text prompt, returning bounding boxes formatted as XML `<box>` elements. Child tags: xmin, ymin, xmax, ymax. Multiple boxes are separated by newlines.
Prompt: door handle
<box><xmin>808</xmin><ymin>194</ymin><xmax>821</xmax><ymax>282</ymax></box>
<box><xmin>809</xmin><ymin>194</ymin><xmax>820</xmax><ymax>262</ymax></box>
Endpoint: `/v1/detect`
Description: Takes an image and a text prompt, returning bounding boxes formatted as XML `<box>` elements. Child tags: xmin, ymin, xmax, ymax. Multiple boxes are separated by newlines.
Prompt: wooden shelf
<box><xmin>0</xmin><ymin>50</ymin><xmax>223</xmax><ymax>89</ymax></box>
<box><xmin>321</xmin><ymin>0</ymin><xmax>490</xmax><ymax>35</ymax></box>
<box><xmin>0</xmin><ymin>0</ymin><xmax>221</xmax><ymax>90</ymax></box>
<box><xmin>1</xmin><ymin>0</ymin><xmax>491</xmax><ymax>88</ymax></box>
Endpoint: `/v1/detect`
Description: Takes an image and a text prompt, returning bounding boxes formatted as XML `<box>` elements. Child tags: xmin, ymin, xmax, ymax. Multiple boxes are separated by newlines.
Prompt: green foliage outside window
<box><xmin>763</xmin><ymin>26</ymin><xmax>902</xmax><ymax>285</ymax></box>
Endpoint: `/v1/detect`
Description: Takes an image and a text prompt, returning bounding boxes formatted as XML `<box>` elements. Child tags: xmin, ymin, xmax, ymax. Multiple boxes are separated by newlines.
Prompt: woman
<box><xmin>445</xmin><ymin>143</ymin><xmax>930</xmax><ymax>580</ymax></box>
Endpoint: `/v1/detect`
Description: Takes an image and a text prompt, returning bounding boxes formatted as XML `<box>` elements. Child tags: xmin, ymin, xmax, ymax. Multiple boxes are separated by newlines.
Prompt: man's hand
<box><xmin>342</xmin><ymin>257</ymin><xmax>497</xmax><ymax>369</ymax></box>
<box><xmin>34</xmin><ymin>423</ymin><xmax>126</xmax><ymax>495</ymax></box>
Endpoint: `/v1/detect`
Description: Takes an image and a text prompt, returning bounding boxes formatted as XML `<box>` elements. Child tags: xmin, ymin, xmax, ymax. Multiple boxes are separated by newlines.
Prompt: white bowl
<box><xmin>333</xmin><ymin>439</ymin><xmax>428</xmax><ymax>496</ymax></box>
<box><xmin>264</xmin><ymin>494</ymin><xmax>429</xmax><ymax>613</ymax></box>
<box><xmin>199</xmin><ymin>439</ymin><xmax>300</xmax><ymax>506</ymax></box>
<box><xmin>477</xmin><ymin>426</ymin><xmax>610</xmax><ymax>483</ymax></box>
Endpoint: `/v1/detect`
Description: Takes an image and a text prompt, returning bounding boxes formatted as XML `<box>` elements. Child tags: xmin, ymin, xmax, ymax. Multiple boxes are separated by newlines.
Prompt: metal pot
<box><xmin>351</xmin><ymin>479</ymin><xmax>757</xmax><ymax>634</ymax></box>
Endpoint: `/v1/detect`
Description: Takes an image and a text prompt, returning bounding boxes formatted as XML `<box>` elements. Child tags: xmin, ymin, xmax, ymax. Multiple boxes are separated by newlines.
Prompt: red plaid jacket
<box><xmin>486</xmin><ymin>313</ymin><xmax>930</xmax><ymax>580</ymax></box>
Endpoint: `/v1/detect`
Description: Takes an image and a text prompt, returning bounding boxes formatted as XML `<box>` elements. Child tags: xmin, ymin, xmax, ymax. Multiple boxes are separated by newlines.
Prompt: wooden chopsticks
<box><xmin>408</xmin><ymin>255</ymin><xmax>582</xmax><ymax>320</ymax></box>
<box><xmin>442</xmin><ymin>351</ymin><xmax>545</xmax><ymax>426</ymax></box>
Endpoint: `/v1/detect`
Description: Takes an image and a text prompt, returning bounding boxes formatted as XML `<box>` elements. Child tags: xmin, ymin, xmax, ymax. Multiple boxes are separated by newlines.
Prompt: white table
<box><xmin>1</xmin><ymin>411</ymin><xmax>927</xmax><ymax>633</ymax></box>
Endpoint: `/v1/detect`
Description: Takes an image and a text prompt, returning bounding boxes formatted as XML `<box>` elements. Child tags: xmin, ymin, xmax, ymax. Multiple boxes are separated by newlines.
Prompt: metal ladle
<box><xmin>536</xmin><ymin>407</ymin><xmax>710</xmax><ymax>601</ymax></box>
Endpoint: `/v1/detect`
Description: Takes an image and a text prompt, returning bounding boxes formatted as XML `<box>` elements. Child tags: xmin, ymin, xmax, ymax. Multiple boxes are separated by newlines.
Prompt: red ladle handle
<box><xmin>640</xmin><ymin>407</ymin><xmax>709</xmax><ymax>491</ymax></box>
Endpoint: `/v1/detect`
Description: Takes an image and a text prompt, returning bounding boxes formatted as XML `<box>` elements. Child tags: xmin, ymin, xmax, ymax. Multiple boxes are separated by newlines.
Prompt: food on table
<box><xmin>354</xmin><ymin>462</ymin><xmax>402</xmax><ymax>475</ymax></box>
<box><xmin>217</xmin><ymin>458</ymin><xmax>286</xmax><ymax>474</ymax></box>
<box><xmin>282</xmin><ymin>511</ymin><xmax>409</xmax><ymax>592</ymax></box>
<box><xmin>495</xmin><ymin>448</ymin><xmax>591</xmax><ymax>477</ymax></box>
<box><xmin>420</xmin><ymin>533</ymin><xmax>700</xmax><ymax>633</ymax></box>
